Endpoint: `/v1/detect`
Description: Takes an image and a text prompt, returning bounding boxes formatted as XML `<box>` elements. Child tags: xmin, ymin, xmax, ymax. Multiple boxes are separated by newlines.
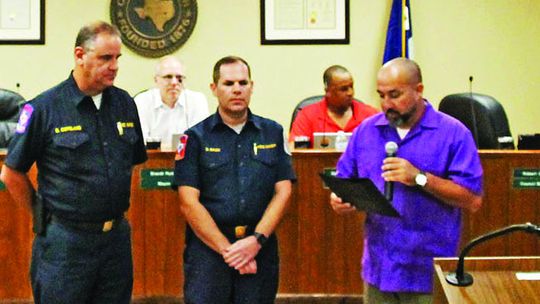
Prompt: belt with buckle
<box><xmin>51</xmin><ymin>214</ymin><xmax>123</xmax><ymax>233</ymax></box>
<box><xmin>220</xmin><ymin>225</ymin><xmax>254</xmax><ymax>239</ymax></box>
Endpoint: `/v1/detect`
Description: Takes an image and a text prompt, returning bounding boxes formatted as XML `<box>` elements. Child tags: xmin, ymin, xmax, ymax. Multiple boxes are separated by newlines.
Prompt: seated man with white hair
<box><xmin>135</xmin><ymin>55</ymin><xmax>209</xmax><ymax>149</ymax></box>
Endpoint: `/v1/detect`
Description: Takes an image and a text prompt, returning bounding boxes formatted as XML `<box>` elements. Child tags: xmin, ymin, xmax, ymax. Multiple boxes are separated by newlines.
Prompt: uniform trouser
<box><xmin>183</xmin><ymin>230</ymin><xmax>279</xmax><ymax>304</ymax></box>
<box><xmin>364</xmin><ymin>283</ymin><xmax>433</xmax><ymax>304</ymax></box>
<box><xmin>30</xmin><ymin>218</ymin><xmax>133</xmax><ymax>304</ymax></box>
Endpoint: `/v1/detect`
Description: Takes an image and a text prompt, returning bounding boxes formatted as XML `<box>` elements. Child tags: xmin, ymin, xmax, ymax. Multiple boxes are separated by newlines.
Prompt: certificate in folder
<box><xmin>319</xmin><ymin>173</ymin><xmax>400</xmax><ymax>217</ymax></box>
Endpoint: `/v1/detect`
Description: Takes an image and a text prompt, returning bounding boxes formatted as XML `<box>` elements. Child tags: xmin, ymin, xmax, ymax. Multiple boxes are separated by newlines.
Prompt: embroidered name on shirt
<box><xmin>205</xmin><ymin>147</ymin><xmax>221</xmax><ymax>152</ymax></box>
<box><xmin>255</xmin><ymin>143</ymin><xmax>276</xmax><ymax>150</ymax></box>
<box><xmin>54</xmin><ymin>125</ymin><xmax>83</xmax><ymax>133</ymax></box>
<box><xmin>253</xmin><ymin>143</ymin><xmax>277</xmax><ymax>155</ymax></box>
<box><xmin>116</xmin><ymin>121</ymin><xmax>134</xmax><ymax>136</ymax></box>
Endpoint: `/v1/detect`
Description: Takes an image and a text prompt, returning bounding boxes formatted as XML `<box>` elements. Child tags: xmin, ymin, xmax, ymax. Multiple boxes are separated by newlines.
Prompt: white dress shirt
<box><xmin>134</xmin><ymin>88</ymin><xmax>209</xmax><ymax>149</ymax></box>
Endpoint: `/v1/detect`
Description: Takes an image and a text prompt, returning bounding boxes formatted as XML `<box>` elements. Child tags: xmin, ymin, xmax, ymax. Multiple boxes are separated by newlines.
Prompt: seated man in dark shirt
<box><xmin>0</xmin><ymin>89</ymin><xmax>24</xmax><ymax>148</ymax></box>
<box><xmin>289</xmin><ymin>65</ymin><xmax>378</xmax><ymax>146</ymax></box>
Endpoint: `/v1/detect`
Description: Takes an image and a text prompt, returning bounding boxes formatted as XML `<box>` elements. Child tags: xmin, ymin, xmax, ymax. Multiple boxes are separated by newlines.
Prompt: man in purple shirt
<box><xmin>330</xmin><ymin>58</ymin><xmax>483</xmax><ymax>304</ymax></box>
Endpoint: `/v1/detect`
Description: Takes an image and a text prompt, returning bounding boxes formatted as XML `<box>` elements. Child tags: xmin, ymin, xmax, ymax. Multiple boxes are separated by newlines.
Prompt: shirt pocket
<box><xmin>199</xmin><ymin>152</ymin><xmax>231</xmax><ymax>196</ymax></box>
<box><xmin>53</xmin><ymin>132</ymin><xmax>90</xmax><ymax>149</ymax></box>
<box><xmin>118</xmin><ymin>128</ymin><xmax>139</xmax><ymax>145</ymax></box>
<box><xmin>251</xmin><ymin>148</ymin><xmax>278</xmax><ymax>167</ymax></box>
<box><xmin>201</xmin><ymin>152</ymin><xmax>230</xmax><ymax>170</ymax></box>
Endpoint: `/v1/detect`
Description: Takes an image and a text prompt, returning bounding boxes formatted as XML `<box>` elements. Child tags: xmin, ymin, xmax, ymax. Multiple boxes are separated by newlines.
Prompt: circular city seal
<box><xmin>110</xmin><ymin>0</ymin><xmax>198</xmax><ymax>58</ymax></box>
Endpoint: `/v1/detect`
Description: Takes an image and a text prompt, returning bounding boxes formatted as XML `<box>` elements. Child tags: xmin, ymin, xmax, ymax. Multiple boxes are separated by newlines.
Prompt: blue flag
<box><xmin>383</xmin><ymin>0</ymin><xmax>413</xmax><ymax>64</ymax></box>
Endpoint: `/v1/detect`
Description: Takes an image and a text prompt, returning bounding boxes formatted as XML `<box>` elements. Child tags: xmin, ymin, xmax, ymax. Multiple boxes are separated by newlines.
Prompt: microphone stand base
<box><xmin>445</xmin><ymin>272</ymin><xmax>474</xmax><ymax>287</ymax></box>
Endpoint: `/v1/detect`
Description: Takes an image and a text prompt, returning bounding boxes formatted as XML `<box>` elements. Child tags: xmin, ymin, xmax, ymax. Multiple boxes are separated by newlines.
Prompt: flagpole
<box><xmin>401</xmin><ymin>0</ymin><xmax>406</xmax><ymax>57</ymax></box>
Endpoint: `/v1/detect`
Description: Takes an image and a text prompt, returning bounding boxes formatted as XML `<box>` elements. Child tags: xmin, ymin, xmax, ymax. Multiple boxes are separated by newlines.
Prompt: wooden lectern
<box><xmin>433</xmin><ymin>256</ymin><xmax>540</xmax><ymax>303</ymax></box>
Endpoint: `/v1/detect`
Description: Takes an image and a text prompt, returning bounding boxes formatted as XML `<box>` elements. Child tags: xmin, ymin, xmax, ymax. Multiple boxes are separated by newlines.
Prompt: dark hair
<box><xmin>212</xmin><ymin>56</ymin><xmax>251</xmax><ymax>84</ymax></box>
<box><xmin>323</xmin><ymin>65</ymin><xmax>350</xmax><ymax>89</ymax></box>
<box><xmin>75</xmin><ymin>21</ymin><xmax>120</xmax><ymax>50</ymax></box>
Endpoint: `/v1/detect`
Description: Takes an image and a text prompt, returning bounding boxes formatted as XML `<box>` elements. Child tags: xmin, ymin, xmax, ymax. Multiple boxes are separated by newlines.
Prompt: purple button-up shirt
<box><xmin>336</xmin><ymin>101</ymin><xmax>483</xmax><ymax>293</ymax></box>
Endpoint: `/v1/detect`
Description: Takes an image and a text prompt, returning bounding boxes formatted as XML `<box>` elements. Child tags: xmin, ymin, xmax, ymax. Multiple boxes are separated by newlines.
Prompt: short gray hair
<box><xmin>75</xmin><ymin>21</ymin><xmax>120</xmax><ymax>50</ymax></box>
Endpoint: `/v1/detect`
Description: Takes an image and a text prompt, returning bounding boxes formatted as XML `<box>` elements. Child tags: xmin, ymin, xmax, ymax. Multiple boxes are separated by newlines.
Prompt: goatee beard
<box><xmin>385</xmin><ymin>107</ymin><xmax>415</xmax><ymax>128</ymax></box>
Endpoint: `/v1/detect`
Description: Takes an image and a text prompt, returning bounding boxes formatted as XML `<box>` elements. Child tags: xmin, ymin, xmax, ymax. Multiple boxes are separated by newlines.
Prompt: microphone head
<box><xmin>469</xmin><ymin>76</ymin><xmax>473</xmax><ymax>82</ymax></box>
<box><xmin>385</xmin><ymin>141</ymin><xmax>398</xmax><ymax>155</ymax></box>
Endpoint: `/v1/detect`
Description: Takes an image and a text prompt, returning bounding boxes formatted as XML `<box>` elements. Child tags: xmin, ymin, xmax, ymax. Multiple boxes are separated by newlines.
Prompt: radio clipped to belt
<box><xmin>31</xmin><ymin>192</ymin><xmax>49</xmax><ymax>236</ymax></box>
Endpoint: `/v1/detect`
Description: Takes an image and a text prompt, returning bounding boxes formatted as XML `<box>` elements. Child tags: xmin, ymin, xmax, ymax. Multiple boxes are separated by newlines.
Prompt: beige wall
<box><xmin>1</xmin><ymin>1</ymin><xmax>539</xmax><ymax>139</ymax></box>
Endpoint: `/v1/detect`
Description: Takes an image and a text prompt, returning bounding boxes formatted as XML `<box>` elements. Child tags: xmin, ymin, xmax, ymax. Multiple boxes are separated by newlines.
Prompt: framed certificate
<box><xmin>261</xmin><ymin>0</ymin><xmax>349</xmax><ymax>45</ymax></box>
<box><xmin>0</xmin><ymin>0</ymin><xmax>45</xmax><ymax>44</ymax></box>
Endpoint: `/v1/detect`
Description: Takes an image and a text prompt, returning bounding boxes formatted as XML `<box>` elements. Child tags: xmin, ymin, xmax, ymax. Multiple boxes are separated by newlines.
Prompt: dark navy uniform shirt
<box><xmin>173</xmin><ymin>111</ymin><xmax>296</xmax><ymax>226</ymax></box>
<box><xmin>5</xmin><ymin>74</ymin><xmax>147</xmax><ymax>222</ymax></box>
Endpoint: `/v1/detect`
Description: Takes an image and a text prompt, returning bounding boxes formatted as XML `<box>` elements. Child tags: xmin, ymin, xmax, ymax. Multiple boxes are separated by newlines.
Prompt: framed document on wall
<box><xmin>260</xmin><ymin>0</ymin><xmax>349</xmax><ymax>45</ymax></box>
<box><xmin>0</xmin><ymin>0</ymin><xmax>45</xmax><ymax>44</ymax></box>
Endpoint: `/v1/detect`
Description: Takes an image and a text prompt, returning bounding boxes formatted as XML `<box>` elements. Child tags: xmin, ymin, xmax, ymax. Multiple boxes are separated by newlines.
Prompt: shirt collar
<box><xmin>209</xmin><ymin>109</ymin><xmax>262</xmax><ymax>131</ymax></box>
<box><xmin>65</xmin><ymin>72</ymin><xmax>89</xmax><ymax>106</ymax></box>
<box><xmin>66</xmin><ymin>72</ymin><xmax>110</xmax><ymax>107</ymax></box>
<box><xmin>151</xmin><ymin>88</ymin><xmax>185</xmax><ymax>110</ymax></box>
<box><xmin>320</xmin><ymin>96</ymin><xmax>358</xmax><ymax>121</ymax></box>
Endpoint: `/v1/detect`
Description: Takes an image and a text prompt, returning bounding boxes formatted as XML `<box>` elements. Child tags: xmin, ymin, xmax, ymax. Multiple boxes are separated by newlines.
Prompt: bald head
<box><xmin>154</xmin><ymin>56</ymin><xmax>185</xmax><ymax>107</ymax></box>
<box><xmin>323</xmin><ymin>65</ymin><xmax>351</xmax><ymax>89</ymax></box>
<box><xmin>378</xmin><ymin>58</ymin><xmax>422</xmax><ymax>85</ymax></box>
<box><xmin>376</xmin><ymin>58</ymin><xmax>425</xmax><ymax>128</ymax></box>
<box><xmin>155</xmin><ymin>55</ymin><xmax>184</xmax><ymax>77</ymax></box>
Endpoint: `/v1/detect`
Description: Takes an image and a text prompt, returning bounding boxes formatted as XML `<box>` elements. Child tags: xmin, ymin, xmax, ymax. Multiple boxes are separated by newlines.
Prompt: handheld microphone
<box><xmin>384</xmin><ymin>141</ymin><xmax>398</xmax><ymax>202</ymax></box>
<box><xmin>468</xmin><ymin>76</ymin><xmax>479</xmax><ymax>147</ymax></box>
<box><xmin>446</xmin><ymin>222</ymin><xmax>540</xmax><ymax>287</ymax></box>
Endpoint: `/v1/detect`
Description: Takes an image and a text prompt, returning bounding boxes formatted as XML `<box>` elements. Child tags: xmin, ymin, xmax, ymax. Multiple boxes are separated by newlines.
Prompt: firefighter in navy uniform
<box><xmin>173</xmin><ymin>56</ymin><xmax>296</xmax><ymax>303</ymax></box>
<box><xmin>0</xmin><ymin>21</ymin><xmax>147</xmax><ymax>303</ymax></box>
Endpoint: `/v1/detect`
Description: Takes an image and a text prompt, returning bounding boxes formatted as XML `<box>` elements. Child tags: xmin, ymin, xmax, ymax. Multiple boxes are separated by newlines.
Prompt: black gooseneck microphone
<box><xmin>384</xmin><ymin>141</ymin><xmax>398</xmax><ymax>202</ymax></box>
<box><xmin>445</xmin><ymin>222</ymin><xmax>540</xmax><ymax>287</ymax></box>
<box><xmin>320</xmin><ymin>109</ymin><xmax>330</xmax><ymax>148</ymax></box>
<box><xmin>468</xmin><ymin>76</ymin><xmax>480</xmax><ymax>147</ymax></box>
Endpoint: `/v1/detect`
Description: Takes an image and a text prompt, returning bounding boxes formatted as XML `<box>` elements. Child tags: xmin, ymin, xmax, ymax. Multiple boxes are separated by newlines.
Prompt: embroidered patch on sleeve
<box><xmin>175</xmin><ymin>134</ymin><xmax>189</xmax><ymax>161</ymax></box>
<box><xmin>15</xmin><ymin>104</ymin><xmax>34</xmax><ymax>134</ymax></box>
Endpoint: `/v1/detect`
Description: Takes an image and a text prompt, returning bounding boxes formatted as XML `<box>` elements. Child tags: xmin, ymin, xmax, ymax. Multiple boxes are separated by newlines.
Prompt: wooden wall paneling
<box><xmin>507</xmin><ymin>153</ymin><xmax>540</xmax><ymax>255</ymax></box>
<box><xmin>276</xmin><ymin>181</ymin><xmax>299</xmax><ymax>293</ymax></box>
<box><xmin>137</xmin><ymin>152</ymin><xmax>181</xmax><ymax>296</ymax></box>
<box><xmin>294</xmin><ymin>152</ymin><xmax>329</xmax><ymax>292</ymax></box>
<box><xmin>292</xmin><ymin>151</ymin><xmax>364</xmax><ymax>294</ymax></box>
<box><xmin>129</xmin><ymin>164</ymin><xmax>147</xmax><ymax>296</ymax></box>
<box><xmin>464</xmin><ymin>152</ymin><xmax>510</xmax><ymax>256</ymax></box>
<box><xmin>162</xmin><ymin>186</ymin><xmax>184</xmax><ymax>295</ymax></box>
<box><xmin>143</xmin><ymin>178</ymin><xmax>167</xmax><ymax>295</ymax></box>
<box><xmin>1</xmin><ymin>150</ymin><xmax>540</xmax><ymax>302</ymax></box>
<box><xmin>341</xmin><ymin>213</ymin><xmax>365</xmax><ymax>292</ymax></box>
<box><xmin>0</xmin><ymin>161</ymin><xmax>34</xmax><ymax>299</ymax></box>
<box><xmin>0</xmin><ymin>182</ymin><xmax>33</xmax><ymax>299</ymax></box>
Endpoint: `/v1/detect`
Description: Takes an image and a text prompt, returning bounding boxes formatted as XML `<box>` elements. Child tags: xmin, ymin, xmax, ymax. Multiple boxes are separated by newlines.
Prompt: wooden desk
<box><xmin>433</xmin><ymin>257</ymin><xmax>540</xmax><ymax>303</ymax></box>
<box><xmin>0</xmin><ymin>150</ymin><xmax>539</xmax><ymax>301</ymax></box>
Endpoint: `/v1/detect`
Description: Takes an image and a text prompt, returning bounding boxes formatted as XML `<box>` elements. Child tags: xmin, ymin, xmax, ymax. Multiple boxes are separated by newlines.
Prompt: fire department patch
<box><xmin>15</xmin><ymin>104</ymin><xmax>34</xmax><ymax>134</ymax></box>
<box><xmin>175</xmin><ymin>134</ymin><xmax>189</xmax><ymax>160</ymax></box>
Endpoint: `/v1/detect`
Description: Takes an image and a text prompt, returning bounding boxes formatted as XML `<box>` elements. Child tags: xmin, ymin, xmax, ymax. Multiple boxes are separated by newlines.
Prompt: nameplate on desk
<box><xmin>513</xmin><ymin>168</ymin><xmax>540</xmax><ymax>188</ymax></box>
<box><xmin>140</xmin><ymin>169</ymin><xmax>174</xmax><ymax>189</ymax></box>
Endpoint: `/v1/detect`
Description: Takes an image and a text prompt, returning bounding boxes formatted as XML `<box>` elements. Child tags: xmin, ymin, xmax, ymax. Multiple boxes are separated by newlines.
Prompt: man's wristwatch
<box><xmin>415</xmin><ymin>171</ymin><xmax>428</xmax><ymax>187</ymax></box>
<box><xmin>253</xmin><ymin>232</ymin><xmax>268</xmax><ymax>246</ymax></box>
